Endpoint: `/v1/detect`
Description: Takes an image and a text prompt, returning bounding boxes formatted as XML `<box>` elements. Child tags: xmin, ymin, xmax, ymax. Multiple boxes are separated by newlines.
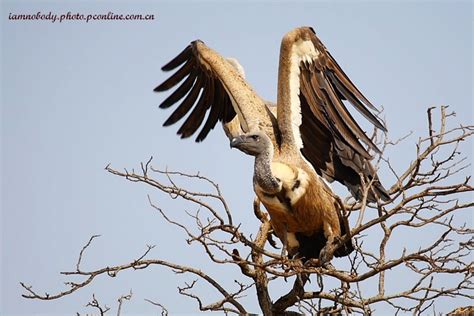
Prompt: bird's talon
<box><xmin>319</xmin><ymin>244</ymin><xmax>335</xmax><ymax>266</ymax></box>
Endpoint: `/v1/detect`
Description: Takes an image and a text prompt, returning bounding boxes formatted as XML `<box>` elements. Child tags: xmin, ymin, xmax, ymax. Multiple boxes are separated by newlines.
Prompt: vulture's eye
<box><xmin>251</xmin><ymin>135</ymin><xmax>260</xmax><ymax>141</ymax></box>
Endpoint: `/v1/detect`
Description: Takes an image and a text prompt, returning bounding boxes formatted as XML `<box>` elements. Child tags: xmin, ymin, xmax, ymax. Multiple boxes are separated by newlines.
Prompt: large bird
<box><xmin>154</xmin><ymin>27</ymin><xmax>389</xmax><ymax>263</ymax></box>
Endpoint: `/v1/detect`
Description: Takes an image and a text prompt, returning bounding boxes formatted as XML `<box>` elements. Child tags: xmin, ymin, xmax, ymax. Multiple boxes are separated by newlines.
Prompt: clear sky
<box><xmin>1</xmin><ymin>1</ymin><xmax>472</xmax><ymax>315</ymax></box>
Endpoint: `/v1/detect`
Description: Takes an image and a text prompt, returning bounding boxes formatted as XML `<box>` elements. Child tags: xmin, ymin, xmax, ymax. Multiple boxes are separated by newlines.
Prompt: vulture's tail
<box><xmin>332</xmin><ymin>151</ymin><xmax>390</xmax><ymax>203</ymax></box>
<box><xmin>350</xmin><ymin>173</ymin><xmax>391</xmax><ymax>203</ymax></box>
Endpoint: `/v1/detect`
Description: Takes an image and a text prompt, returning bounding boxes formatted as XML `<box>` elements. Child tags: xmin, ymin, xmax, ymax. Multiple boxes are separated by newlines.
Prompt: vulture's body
<box><xmin>154</xmin><ymin>27</ymin><xmax>389</xmax><ymax>262</ymax></box>
<box><xmin>255</xmin><ymin>160</ymin><xmax>352</xmax><ymax>259</ymax></box>
<box><xmin>231</xmin><ymin>130</ymin><xmax>353</xmax><ymax>260</ymax></box>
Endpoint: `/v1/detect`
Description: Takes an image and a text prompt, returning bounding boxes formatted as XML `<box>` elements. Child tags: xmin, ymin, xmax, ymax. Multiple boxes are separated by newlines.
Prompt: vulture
<box><xmin>154</xmin><ymin>27</ymin><xmax>389</xmax><ymax>263</ymax></box>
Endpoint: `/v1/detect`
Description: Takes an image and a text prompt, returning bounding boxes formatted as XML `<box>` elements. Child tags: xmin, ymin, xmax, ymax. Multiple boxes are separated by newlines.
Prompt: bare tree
<box><xmin>21</xmin><ymin>106</ymin><xmax>473</xmax><ymax>315</ymax></box>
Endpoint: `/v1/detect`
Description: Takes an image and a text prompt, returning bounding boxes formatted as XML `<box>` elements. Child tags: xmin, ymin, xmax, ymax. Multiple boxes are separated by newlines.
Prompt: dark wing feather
<box><xmin>163</xmin><ymin>73</ymin><xmax>203</xmax><ymax>126</ymax></box>
<box><xmin>196</xmin><ymin>83</ymin><xmax>229</xmax><ymax>141</ymax></box>
<box><xmin>154</xmin><ymin>59</ymin><xmax>193</xmax><ymax>92</ymax></box>
<box><xmin>325</xmin><ymin>50</ymin><xmax>378</xmax><ymax>112</ymax></box>
<box><xmin>313</xmin><ymin>69</ymin><xmax>375</xmax><ymax>158</ymax></box>
<box><xmin>178</xmin><ymin>76</ymin><xmax>214</xmax><ymax>138</ymax></box>
<box><xmin>298</xmin><ymin>28</ymin><xmax>389</xmax><ymax>201</ymax></box>
<box><xmin>161</xmin><ymin>45</ymin><xmax>192</xmax><ymax>71</ymax></box>
<box><xmin>154</xmin><ymin>41</ymin><xmax>236</xmax><ymax>141</ymax></box>
<box><xmin>159</xmin><ymin>67</ymin><xmax>198</xmax><ymax>109</ymax></box>
<box><xmin>326</xmin><ymin>70</ymin><xmax>386</xmax><ymax>131</ymax></box>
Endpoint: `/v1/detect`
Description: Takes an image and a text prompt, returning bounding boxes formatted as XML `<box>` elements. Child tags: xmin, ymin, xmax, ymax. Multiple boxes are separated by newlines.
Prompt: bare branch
<box><xmin>145</xmin><ymin>298</ymin><xmax>169</xmax><ymax>316</ymax></box>
<box><xmin>22</xmin><ymin>106</ymin><xmax>473</xmax><ymax>315</ymax></box>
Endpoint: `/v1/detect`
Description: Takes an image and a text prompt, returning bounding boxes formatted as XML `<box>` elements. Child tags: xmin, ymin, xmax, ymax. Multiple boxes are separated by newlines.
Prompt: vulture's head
<box><xmin>230</xmin><ymin>131</ymin><xmax>271</xmax><ymax>157</ymax></box>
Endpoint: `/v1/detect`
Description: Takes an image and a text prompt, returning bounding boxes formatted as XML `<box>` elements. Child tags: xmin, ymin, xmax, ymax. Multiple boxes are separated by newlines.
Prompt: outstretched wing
<box><xmin>154</xmin><ymin>41</ymin><xmax>269</xmax><ymax>142</ymax></box>
<box><xmin>277</xmin><ymin>27</ymin><xmax>389</xmax><ymax>201</ymax></box>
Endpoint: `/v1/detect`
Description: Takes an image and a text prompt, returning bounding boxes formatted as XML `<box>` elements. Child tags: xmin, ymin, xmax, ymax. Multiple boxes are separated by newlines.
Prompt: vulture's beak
<box><xmin>230</xmin><ymin>136</ymin><xmax>245</xmax><ymax>148</ymax></box>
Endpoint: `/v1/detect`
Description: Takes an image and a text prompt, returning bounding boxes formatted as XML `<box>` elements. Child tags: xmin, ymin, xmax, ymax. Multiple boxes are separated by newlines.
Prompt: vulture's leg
<box><xmin>253</xmin><ymin>196</ymin><xmax>266</xmax><ymax>222</ymax></box>
<box><xmin>280</xmin><ymin>224</ymin><xmax>302</xmax><ymax>260</ymax></box>
<box><xmin>280</xmin><ymin>224</ymin><xmax>288</xmax><ymax>259</ymax></box>
<box><xmin>252</xmin><ymin>196</ymin><xmax>278</xmax><ymax>249</ymax></box>
<box><xmin>319</xmin><ymin>224</ymin><xmax>337</xmax><ymax>265</ymax></box>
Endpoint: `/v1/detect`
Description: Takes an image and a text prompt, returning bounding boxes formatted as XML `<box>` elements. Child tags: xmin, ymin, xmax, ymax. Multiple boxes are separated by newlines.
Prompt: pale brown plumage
<box><xmin>253</xmin><ymin>159</ymin><xmax>352</xmax><ymax>260</ymax></box>
<box><xmin>154</xmin><ymin>27</ymin><xmax>389</xmax><ymax>262</ymax></box>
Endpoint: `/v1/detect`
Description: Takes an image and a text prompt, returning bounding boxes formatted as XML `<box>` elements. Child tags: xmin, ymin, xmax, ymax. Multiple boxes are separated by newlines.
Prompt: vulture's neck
<box><xmin>254</xmin><ymin>146</ymin><xmax>281</xmax><ymax>194</ymax></box>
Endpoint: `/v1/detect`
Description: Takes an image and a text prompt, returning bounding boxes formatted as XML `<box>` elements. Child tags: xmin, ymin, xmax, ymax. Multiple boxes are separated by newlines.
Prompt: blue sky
<box><xmin>1</xmin><ymin>1</ymin><xmax>472</xmax><ymax>315</ymax></box>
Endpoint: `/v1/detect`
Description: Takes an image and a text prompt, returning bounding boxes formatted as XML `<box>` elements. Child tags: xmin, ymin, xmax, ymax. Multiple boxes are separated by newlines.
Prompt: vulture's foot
<box><xmin>280</xmin><ymin>226</ymin><xmax>289</xmax><ymax>259</ymax></box>
<box><xmin>280</xmin><ymin>247</ymin><xmax>290</xmax><ymax>265</ymax></box>
<box><xmin>280</xmin><ymin>244</ymin><xmax>295</xmax><ymax>271</ymax></box>
<box><xmin>319</xmin><ymin>242</ymin><xmax>336</xmax><ymax>266</ymax></box>
<box><xmin>319</xmin><ymin>235</ymin><xmax>345</xmax><ymax>265</ymax></box>
<box><xmin>253</xmin><ymin>196</ymin><xmax>267</xmax><ymax>222</ymax></box>
<box><xmin>280</xmin><ymin>241</ymin><xmax>287</xmax><ymax>258</ymax></box>
<box><xmin>267</xmin><ymin>232</ymin><xmax>278</xmax><ymax>249</ymax></box>
<box><xmin>322</xmin><ymin>262</ymin><xmax>335</xmax><ymax>270</ymax></box>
